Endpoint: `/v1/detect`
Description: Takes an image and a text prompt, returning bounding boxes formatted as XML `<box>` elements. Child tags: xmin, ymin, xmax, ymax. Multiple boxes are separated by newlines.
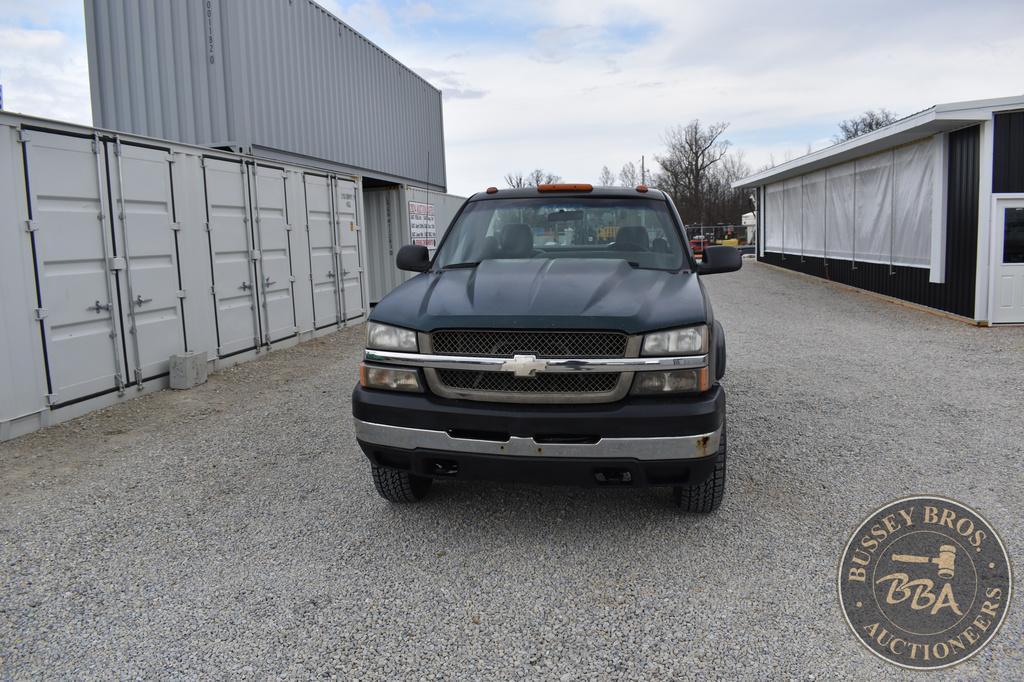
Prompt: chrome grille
<box><xmin>431</xmin><ymin>330</ymin><xmax>627</xmax><ymax>358</ymax></box>
<box><xmin>437</xmin><ymin>369</ymin><xmax>620</xmax><ymax>394</ymax></box>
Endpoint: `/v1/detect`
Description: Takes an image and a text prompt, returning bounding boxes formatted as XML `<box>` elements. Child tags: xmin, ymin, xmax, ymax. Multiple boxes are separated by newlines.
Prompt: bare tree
<box><xmin>504</xmin><ymin>169</ymin><xmax>561</xmax><ymax>188</ymax></box>
<box><xmin>598</xmin><ymin>165</ymin><xmax>615</xmax><ymax>186</ymax></box>
<box><xmin>834</xmin><ymin>109</ymin><xmax>899</xmax><ymax>142</ymax></box>
<box><xmin>528</xmin><ymin>169</ymin><xmax>561</xmax><ymax>185</ymax></box>
<box><xmin>618</xmin><ymin>161</ymin><xmax>639</xmax><ymax>187</ymax></box>
<box><xmin>653</xmin><ymin>120</ymin><xmax>730</xmax><ymax>224</ymax></box>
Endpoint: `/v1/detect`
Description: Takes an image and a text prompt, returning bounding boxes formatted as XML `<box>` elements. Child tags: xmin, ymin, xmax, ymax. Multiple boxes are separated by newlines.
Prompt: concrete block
<box><xmin>169</xmin><ymin>351</ymin><xmax>209</xmax><ymax>389</ymax></box>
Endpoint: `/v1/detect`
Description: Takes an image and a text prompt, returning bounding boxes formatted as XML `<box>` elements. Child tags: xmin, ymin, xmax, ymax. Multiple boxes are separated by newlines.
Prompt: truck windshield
<box><xmin>434</xmin><ymin>197</ymin><xmax>688</xmax><ymax>271</ymax></box>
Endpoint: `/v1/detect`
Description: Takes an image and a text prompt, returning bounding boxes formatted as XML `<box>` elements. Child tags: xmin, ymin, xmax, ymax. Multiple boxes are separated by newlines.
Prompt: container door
<box><xmin>333</xmin><ymin>177</ymin><xmax>365</xmax><ymax>321</ymax></box>
<box><xmin>251</xmin><ymin>164</ymin><xmax>297</xmax><ymax>342</ymax></box>
<box><xmin>992</xmin><ymin>200</ymin><xmax>1024</xmax><ymax>323</ymax></box>
<box><xmin>110</xmin><ymin>140</ymin><xmax>186</xmax><ymax>381</ymax></box>
<box><xmin>304</xmin><ymin>173</ymin><xmax>341</xmax><ymax>328</ymax></box>
<box><xmin>21</xmin><ymin>130</ymin><xmax>127</xmax><ymax>403</ymax></box>
<box><xmin>203</xmin><ymin>157</ymin><xmax>261</xmax><ymax>355</ymax></box>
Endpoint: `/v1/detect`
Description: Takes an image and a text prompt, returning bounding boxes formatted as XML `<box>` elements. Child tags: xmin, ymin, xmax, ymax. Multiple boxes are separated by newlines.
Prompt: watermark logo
<box><xmin>838</xmin><ymin>496</ymin><xmax>1012</xmax><ymax>669</ymax></box>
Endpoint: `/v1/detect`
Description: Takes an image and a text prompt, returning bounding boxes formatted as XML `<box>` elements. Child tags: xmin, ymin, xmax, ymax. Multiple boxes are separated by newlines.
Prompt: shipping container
<box><xmin>0</xmin><ymin>111</ymin><xmax>370</xmax><ymax>440</ymax></box>
<box><xmin>84</xmin><ymin>0</ymin><xmax>446</xmax><ymax>190</ymax></box>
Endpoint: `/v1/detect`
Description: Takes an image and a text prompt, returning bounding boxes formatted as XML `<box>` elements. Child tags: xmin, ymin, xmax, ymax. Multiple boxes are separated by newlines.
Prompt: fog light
<box><xmin>359</xmin><ymin>363</ymin><xmax>423</xmax><ymax>392</ymax></box>
<box><xmin>631</xmin><ymin>367</ymin><xmax>708</xmax><ymax>394</ymax></box>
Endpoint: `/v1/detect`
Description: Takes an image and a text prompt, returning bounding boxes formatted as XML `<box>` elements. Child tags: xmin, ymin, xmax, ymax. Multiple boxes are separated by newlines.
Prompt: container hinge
<box><xmin>24</xmin><ymin>219</ymin><xmax>38</xmax><ymax>233</ymax></box>
<box><xmin>108</xmin><ymin>257</ymin><xmax>126</xmax><ymax>271</ymax></box>
<box><xmin>34</xmin><ymin>308</ymin><xmax>48</xmax><ymax>320</ymax></box>
<box><xmin>176</xmin><ymin>289</ymin><xmax>187</xmax><ymax>299</ymax></box>
<box><xmin>17</xmin><ymin>129</ymin><xmax>30</xmax><ymax>144</ymax></box>
<box><xmin>200</xmin><ymin>157</ymin><xmax>207</xmax><ymax>169</ymax></box>
<box><xmin>166</xmin><ymin>153</ymin><xmax>175</xmax><ymax>164</ymax></box>
<box><xmin>204</xmin><ymin>221</ymin><xmax>212</xmax><ymax>232</ymax></box>
<box><xmin>333</xmin><ymin>245</ymin><xmax>341</xmax><ymax>254</ymax></box>
<box><xmin>114</xmin><ymin>139</ymin><xmax>123</xmax><ymax>156</ymax></box>
<box><xmin>250</xmin><ymin>249</ymin><xmax>261</xmax><ymax>260</ymax></box>
<box><xmin>45</xmin><ymin>393</ymin><xmax>58</xmax><ymax>406</ymax></box>
<box><xmin>288</xmin><ymin>275</ymin><xmax>296</xmax><ymax>283</ymax></box>
<box><xmin>171</xmin><ymin>222</ymin><xmax>182</xmax><ymax>231</ymax></box>
<box><xmin>351</xmin><ymin>222</ymin><xmax>359</xmax><ymax>231</ymax></box>
<box><xmin>210</xmin><ymin>285</ymin><xmax>217</xmax><ymax>296</ymax></box>
<box><xmin>285</xmin><ymin>223</ymin><xmax>293</xmax><ymax>231</ymax></box>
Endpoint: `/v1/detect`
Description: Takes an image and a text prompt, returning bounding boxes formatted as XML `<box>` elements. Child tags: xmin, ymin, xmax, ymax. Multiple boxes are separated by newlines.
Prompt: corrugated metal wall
<box><xmin>758</xmin><ymin>126</ymin><xmax>980</xmax><ymax>319</ymax></box>
<box><xmin>993</xmin><ymin>111</ymin><xmax>1024</xmax><ymax>193</ymax></box>
<box><xmin>364</xmin><ymin>186</ymin><xmax>465</xmax><ymax>303</ymax></box>
<box><xmin>85</xmin><ymin>0</ymin><xmax>446</xmax><ymax>190</ymax></box>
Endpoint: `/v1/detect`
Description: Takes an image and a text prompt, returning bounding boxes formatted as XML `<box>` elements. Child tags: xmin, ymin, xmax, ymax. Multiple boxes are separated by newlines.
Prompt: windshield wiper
<box><xmin>442</xmin><ymin>261</ymin><xmax>482</xmax><ymax>270</ymax></box>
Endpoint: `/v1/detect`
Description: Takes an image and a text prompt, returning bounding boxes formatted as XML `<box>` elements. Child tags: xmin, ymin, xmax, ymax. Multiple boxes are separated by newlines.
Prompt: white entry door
<box><xmin>992</xmin><ymin>200</ymin><xmax>1024</xmax><ymax>324</ymax></box>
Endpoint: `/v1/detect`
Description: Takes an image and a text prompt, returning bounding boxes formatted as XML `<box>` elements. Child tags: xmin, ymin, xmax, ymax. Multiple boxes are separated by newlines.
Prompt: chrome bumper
<box><xmin>354</xmin><ymin>419</ymin><xmax>722</xmax><ymax>460</ymax></box>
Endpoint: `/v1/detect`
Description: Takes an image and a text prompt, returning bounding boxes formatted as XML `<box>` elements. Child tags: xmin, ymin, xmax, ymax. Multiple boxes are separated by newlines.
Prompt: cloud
<box><xmin>415</xmin><ymin>67</ymin><xmax>488</xmax><ymax>101</ymax></box>
<box><xmin>0</xmin><ymin>26</ymin><xmax>90</xmax><ymax>124</ymax></box>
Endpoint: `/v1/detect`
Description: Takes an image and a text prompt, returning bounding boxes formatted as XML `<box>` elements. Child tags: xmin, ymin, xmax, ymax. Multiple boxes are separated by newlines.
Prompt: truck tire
<box><xmin>673</xmin><ymin>423</ymin><xmax>726</xmax><ymax>513</ymax></box>
<box><xmin>371</xmin><ymin>464</ymin><xmax>432</xmax><ymax>503</ymax></box>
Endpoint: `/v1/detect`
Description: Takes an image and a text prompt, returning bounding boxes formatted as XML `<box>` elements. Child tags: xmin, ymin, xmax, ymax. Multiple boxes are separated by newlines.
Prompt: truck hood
<box><xmin>371</xmin><ymin>258</ymin><xmax>707</xmax><ymax>334</ymax></box>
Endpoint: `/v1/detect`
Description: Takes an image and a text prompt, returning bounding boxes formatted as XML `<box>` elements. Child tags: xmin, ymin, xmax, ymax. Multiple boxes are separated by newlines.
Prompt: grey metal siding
<box><xmin>993</xmin><ymin>111</ymin><xmax>1024</xmax><ymax>193</ymax></box>
<box><xmin>85</xmin><ymin>0</ymin><xmax>446</xmax><ymax>189</ymax></box>
<box><xmin>757</xmin><ymin>126</ymin><xmax>980</xmax><ymax>319</ymax></box>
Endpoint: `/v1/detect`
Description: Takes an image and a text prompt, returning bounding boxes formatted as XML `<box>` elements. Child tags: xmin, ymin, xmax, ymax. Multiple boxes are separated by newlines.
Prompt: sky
<box><xmin>1</xmin><ymin>0</ymin><xmax>1022</xmax><ymax>197</ymax></box>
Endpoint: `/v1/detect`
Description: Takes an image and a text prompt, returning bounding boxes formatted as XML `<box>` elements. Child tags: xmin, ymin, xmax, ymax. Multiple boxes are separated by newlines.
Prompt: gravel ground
<box><xmin>1</xmin><ymin>261</ymin><xmax>1022</xmax><ymax>679</ymax></box>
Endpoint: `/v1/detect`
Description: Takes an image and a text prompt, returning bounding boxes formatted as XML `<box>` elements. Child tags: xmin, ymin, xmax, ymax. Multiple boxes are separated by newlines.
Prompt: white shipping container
<box><xmin>0</xmin><ymin>112</ymin><xmax>370</xmax><ymax>440</ymax></box>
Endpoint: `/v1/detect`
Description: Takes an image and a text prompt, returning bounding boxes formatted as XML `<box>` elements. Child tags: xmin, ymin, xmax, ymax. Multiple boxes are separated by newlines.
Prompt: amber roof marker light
<box><xmin>537</xmin><ymin>183</ymin><xmax>593</xmax><ymax>192</ymax></box>
<box><xmin>485</xmin><ymin>186</ymin><xmax>498</xmax><ymax>194</ymax></box>
<box><xmin>635</xmin><ymin>184</ymin><xmax>649</xmax><ymax>193</ymax></box>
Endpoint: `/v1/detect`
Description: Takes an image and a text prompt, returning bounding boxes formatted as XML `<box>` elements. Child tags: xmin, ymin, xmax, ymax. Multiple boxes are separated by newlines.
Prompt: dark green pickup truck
<box><xmin>352</xmin><ymin>184</ymin><xmax>741</xmax><ymax>511</ymax></box>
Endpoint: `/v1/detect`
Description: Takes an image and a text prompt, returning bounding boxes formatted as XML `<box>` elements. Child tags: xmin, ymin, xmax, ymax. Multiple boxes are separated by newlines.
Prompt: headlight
<box><xmin>631</xmin><ymin>368</ymin><xmax>709</xmax><ymax>394</ymax></box>
<box><xmin>359</xmin><ymin>364</ymin><xmax>423</xmax><ymax>392</ymax></box>
<box><xmin>641</xmin><ymin>325</ymin><xmax>707</xmax><ymax>356</ymax></box>
<box><xmin>366</xmin><ymin>322</ymin><xmax>418</xmax><ymax>352</ymax></box>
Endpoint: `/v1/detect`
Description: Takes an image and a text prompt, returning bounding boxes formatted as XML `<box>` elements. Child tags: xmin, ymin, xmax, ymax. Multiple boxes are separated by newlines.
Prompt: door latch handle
<box><xmin>326</xmin><ymin>271</ymin><xmax>335</xmax><ymax>278</ymax></box>
<box><xmin>240</xmin><ymin>282</ymin><xmax>252</xmax><ymax>290</ymax></box>
<box><xmin>88</xmin><ymin>300</ymin><xmax>112</xmax><ymax>313</ymax></box>
<box><xmin>134</xmin><ymin>294</ymin><xmax>153</xmax><ymax>306</ymax></box>
<box><xmin>265</xmin><ymin>276</ymin><xmax>276</xmax><ymax>286</ymax></box>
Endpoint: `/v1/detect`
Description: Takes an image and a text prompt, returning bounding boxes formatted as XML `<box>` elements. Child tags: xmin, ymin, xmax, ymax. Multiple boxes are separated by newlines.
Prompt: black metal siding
<box><xmin>993</xmin><ymin>111</ymin><xmax>1024</xmax><ymax>193</ymax></box>
<box><xmin>757</xmin><ymin>126</ymin><xmax>980</xmax><ymax>319</ymax></box>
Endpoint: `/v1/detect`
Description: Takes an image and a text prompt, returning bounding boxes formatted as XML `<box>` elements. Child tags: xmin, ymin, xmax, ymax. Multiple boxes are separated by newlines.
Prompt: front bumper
<box><xmin>352</xmin><ymin>384</ymin><xmax>725</xmax><ymax>487</ymax></box>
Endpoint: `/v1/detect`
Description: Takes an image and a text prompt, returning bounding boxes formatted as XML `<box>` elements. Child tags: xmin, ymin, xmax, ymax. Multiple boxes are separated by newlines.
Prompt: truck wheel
<box><xmin>371</xmin><ymin>464</ymin><xmax>432</xmax><ymax>503</ymax></box>
<box><xmin>673</xmin><ymin>425</ymin><xmax>726</xmax><ymax>513</ymax></box>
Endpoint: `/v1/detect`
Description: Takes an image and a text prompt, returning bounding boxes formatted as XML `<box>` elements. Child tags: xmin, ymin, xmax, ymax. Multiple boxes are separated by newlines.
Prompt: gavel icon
<box><xmin>892</xmin><ymin>545</ymin><xmax>957</xmax><ymax>579</ymax></box>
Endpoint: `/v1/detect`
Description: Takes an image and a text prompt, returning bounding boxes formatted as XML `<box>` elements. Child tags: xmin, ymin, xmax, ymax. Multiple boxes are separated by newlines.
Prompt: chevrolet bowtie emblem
<box><xmin>501</xmin><ymin>354</ymin><xmax>548</xmax><ymax>378</ymax></box>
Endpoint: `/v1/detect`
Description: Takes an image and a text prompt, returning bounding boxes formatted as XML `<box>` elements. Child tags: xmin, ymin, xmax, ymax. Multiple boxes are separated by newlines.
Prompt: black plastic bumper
<box><xmin>358</xmin><ymin>443</ymin><xmax>721</xmax><ymax>488</ymax></box>
<box><xmin>351</xmin><ymin>384</ymin><xmax>725</xmax><ymax>488</ymax></box>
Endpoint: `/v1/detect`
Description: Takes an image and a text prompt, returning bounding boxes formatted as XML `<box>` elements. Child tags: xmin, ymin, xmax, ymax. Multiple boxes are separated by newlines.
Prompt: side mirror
<box><xmin>698</xmin><ymin>245</ymin><xmax>742</xmax><ymax>275</ymax></box>
<box><xmin>396</xmin><ymin>244</ymin><xmax>430</xmax><ymax>272</ymax></box>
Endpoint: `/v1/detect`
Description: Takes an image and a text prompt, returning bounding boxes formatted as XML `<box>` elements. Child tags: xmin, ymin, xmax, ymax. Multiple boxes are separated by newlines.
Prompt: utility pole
<box><xmin>640</xmin><ymin>155</ymin><xmax>646</xmax><ymax>184</ymax></box>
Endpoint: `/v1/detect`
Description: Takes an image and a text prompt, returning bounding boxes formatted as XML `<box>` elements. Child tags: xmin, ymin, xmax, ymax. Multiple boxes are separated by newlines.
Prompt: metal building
<box><xmin>84</xmin><ymin>0</ymin><xmax>446</xmax><ymax>190</ymax></box>
<box><xmin>733</xmin><ymin>95</ymin><xmax>1024</xmax><ymax>324</ymax></box>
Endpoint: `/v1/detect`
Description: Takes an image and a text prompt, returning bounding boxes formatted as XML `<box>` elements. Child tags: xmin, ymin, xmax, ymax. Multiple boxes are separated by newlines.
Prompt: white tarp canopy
<box><xmin>762</xmin><ymin>136</ymin><xmax>936</xmax><ymax>268</ymax></box>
